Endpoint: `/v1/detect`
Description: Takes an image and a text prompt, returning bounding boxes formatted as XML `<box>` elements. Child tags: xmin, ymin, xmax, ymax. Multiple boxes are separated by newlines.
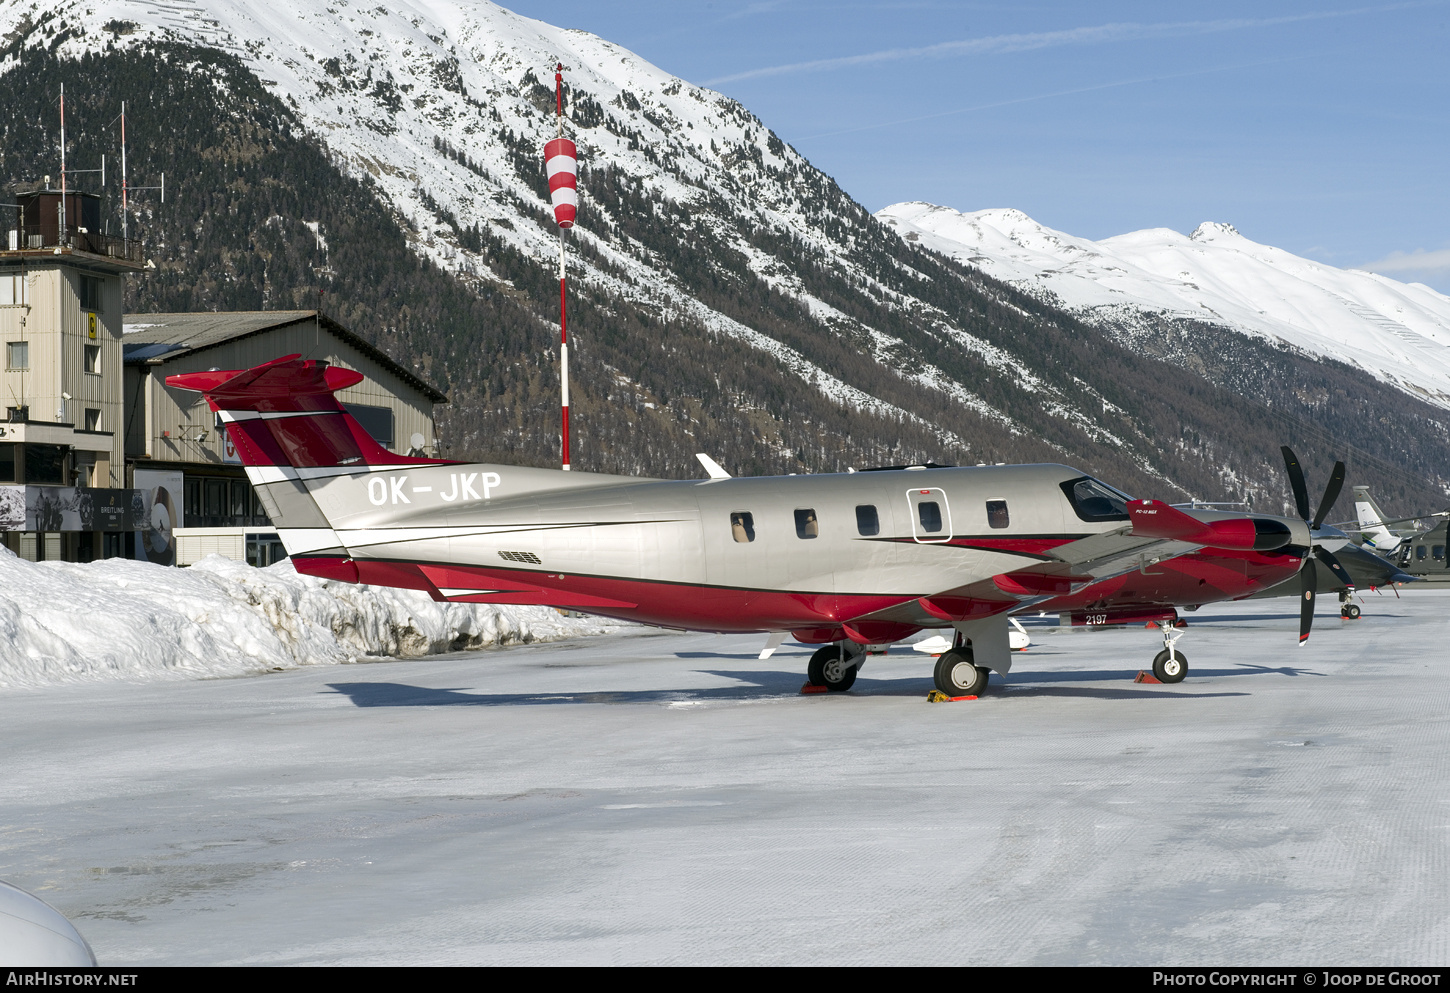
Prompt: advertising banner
<box><xmin>0</xmin><ymin>486</ymin><xmax>145</xmax><ymax>532</ymax></box>
<box><xmin>132</xmin><ymin>469</ymin><xmax>184</xmax><ymax>566</ymax></box>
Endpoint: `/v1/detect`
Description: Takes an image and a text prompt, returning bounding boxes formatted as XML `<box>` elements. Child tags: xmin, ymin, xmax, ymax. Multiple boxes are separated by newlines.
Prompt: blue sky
<box><xmin>501</xmin><ymin>1</ymin><xmax>1450</xmax><ymax>291</ymax></box>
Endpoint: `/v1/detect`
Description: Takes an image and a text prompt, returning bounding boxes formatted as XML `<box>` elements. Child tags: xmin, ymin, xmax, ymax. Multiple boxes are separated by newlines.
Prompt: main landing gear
<box><xmin>932</xmin><ymin>645</ymin><xmax>990</xmax><ymax>697</ymax></box>
<box><xmin>1152</xmin><ymin>623</ymin><xmax>1188</xmax><ymax>683</ymax></box>
<box><xmin>808</xmin><ymin>644</ymin><xmax>863</xmax><ymax>692</ymax></box>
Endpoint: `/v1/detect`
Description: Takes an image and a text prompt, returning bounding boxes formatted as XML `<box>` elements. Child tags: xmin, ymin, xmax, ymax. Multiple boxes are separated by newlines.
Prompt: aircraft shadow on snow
<box><xmin>323</xmin><ymin>659</ymin><xmax>1311</xmax><ymax>708</ymax></box>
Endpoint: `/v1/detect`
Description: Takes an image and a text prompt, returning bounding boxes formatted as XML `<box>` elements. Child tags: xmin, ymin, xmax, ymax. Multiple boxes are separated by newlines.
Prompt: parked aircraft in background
<box><xmin>170</xmin><ymin>355</ymin><xmax>1358</xmax><ymax>697</ymax></box>
<box><xmin>1351</xmin><ymin>486</ymin><xmax>1449</xmax><ymax>582</ymax></box>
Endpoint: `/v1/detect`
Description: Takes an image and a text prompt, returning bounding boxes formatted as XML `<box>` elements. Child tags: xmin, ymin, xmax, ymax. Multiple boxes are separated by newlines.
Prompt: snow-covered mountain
<box><xmin>5</xmin><ymin>0</ymin><xmax>1449</xmax><ymax>508</ymax></box>
<box><xmin>878</xmin><ymin>203</ymin><xmax>1450</xmax><ymax>409</ymax></box>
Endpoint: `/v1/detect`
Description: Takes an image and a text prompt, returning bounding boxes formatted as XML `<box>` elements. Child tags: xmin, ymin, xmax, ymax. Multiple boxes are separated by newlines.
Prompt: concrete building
<box><xmin>1</xmin><ymin>188</ymin><xmax>145</xmax><ymax>561</ymax></box>
<box><xmin>2</xmin><ymin>186</ymin><xmax>447</xmax><ymax>565</ymax></box>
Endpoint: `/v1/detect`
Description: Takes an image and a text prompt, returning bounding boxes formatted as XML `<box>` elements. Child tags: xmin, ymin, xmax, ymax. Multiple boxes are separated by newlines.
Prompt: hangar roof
<box><xmin>122</xmin><ymin>310</ymin><xmax>447</xmax><ymax>403</ymax></box>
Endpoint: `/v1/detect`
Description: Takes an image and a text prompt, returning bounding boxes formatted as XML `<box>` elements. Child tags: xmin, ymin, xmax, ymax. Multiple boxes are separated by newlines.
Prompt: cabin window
<box><xmin>1435</xmin><ymin>545</ymin><xmax>1445</xmax><ymax>561</ymax></box>
<box><xmin>986</xmin><ymin>499</ymin><xmax>1010</xmax><ymax>529</ymax></box>
<box><xmin>794</xmin><ymin>508</ymin><xmax>819</xmax><ymax>539</ymax></box>
<box><xmin>730</xmin><ymin>511</ymin><xmax>755</xmax><ymax>543</ymax></box>
<box><xmin>1417</xmin><ymin>545</ymin><xmax>1427</xmax><ymax>561</ymax></box>
<box><xmin>856</xmin><ymin>504</ymin><xmax>879</xmax><ymax>536</ymax></box>
<box><xmin>6</xmin><ymin>341</ymin><xmax>28</xmax><ymax>370</ymax></box>
<box><xmin>918</xmin><ymin>500</ymin><xmax>943</xmax><ymax>533</ymax></box>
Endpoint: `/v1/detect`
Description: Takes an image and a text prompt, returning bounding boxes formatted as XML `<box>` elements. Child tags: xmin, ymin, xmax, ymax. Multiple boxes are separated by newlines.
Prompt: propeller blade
<box><xmin>1315</xmin><ymin>547</ymin><xmax>1356</xmax><ymax>590</ymax></box>
<box><xmin>1312</xmin><ymin>461</ymin><xmax>1347</xmax><ymax>530</ymax></box>
<box><xmin>1281</xmin><ymin>446</ymin><xmax>1311</xmax><ymax>521</ymax></box>
<box><xmin>1299</xmin><ymin>557</ymin><xmax>1316</xmax><ymax>646</ymax></box>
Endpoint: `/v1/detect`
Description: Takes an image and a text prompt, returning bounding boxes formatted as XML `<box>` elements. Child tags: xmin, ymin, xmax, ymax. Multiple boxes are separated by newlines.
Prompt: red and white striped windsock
<box><xmin>544</xmin><ymin>137</ymin><xmax>578</xmax><ymax>229</ymax></box>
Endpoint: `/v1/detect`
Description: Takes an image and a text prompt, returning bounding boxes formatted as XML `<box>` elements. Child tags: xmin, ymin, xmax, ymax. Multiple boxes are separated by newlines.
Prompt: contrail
<box><xmin>794</xmin><ymin>54</ymin><xmax>1323</xmax><ymax>141</ymax></box>
<box><xmin>704</xmin><ymin>2</ymin><xmax>1438</xmax><ymax>85</ymax></box>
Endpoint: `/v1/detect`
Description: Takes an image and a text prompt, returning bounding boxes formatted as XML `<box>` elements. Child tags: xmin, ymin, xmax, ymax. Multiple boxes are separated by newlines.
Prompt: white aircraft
<box><xmin>169</xmin><ymin>355</ymin><xmax>1353</xmax><ymax>695</ymax></box>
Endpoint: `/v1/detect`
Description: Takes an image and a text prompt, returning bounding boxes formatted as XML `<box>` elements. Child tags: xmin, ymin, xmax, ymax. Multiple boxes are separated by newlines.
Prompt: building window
<box><xmin>0</xmin><ymin>443</ymin><xmax>13</xmax><ymax>482</ymax></box>
<box><xmin>84</xmin><ymin>408</ymin><xmax>100</xmax><ymax>431</ymax></box>
<box><xmin>85</xmin><ymin>344</ymin><xmax>100</xmax><ymax>375</ymax></box>
<box><xmin>78</xmin><ymin>275</ymin><xmax>104</xmax><ymax>312</ymax></box>
<box><xmin>986</xmin><ymin>499</ymin><xmax>1010</xmax><ymax>529</ymax></box>
<box><xmin>25</xmin><ymin>444</ymin><xmax>67</xmax><ymax>484</ymax></box>
<box><xmin>730</xmin><ymin>512</ymin><xmax>755</xmax><ymax>543</ymax></box>
<box><xmin>5</xmin><ymin>405</ymin><xmax>27</xmax><ymax>423</ymax></box>
<box><xmin>6</xmin><ymin>341</ymin><xmax>27</xmax><ymax>370</ymax></box>
<box><xmin>0</xmin><ymin>273</ymin><xmax>25</xmax><ymax>306</ymax></box>
<box><xmin>856</xmin><ymin>504</ymin><xmax>879</xmax><ymax>536</ymax></box>
<box><xmin>343</xmin><ymin>402</ymin><xmax>395</xmax><ymax>449</ymax></box>
<box><xmin>794</xmin><ymin>508</ymin><xmax>819</xmax><ymax>539</ymax></box>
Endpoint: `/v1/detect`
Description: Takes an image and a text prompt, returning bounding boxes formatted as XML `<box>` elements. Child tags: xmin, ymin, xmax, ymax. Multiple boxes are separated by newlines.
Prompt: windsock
<box><xmin>544</xmin><ymin>137</ymin><xmax>578</xmax><ymax>229</ymax></box>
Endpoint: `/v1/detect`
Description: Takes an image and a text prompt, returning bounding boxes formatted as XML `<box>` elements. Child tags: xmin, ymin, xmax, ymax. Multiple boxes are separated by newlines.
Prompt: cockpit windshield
<box><xmin>1061</xmin><ymin>476</ymin><xmax>1133</xmax><ymax>522</ymax></box>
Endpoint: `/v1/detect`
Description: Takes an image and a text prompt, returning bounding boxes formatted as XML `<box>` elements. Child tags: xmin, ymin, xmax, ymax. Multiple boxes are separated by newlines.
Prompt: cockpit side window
<box><xmin>1060</xmin><ymin>476</ymin><xmax>1133</xmax><ymax>522</ymax></box>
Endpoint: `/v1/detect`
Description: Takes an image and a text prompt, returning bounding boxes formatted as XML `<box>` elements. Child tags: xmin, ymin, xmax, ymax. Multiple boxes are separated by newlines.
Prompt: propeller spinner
<box><xmin>1281</xmin><ymin>446</ymin><xmax>1354</xmax><ymax>645</ymax></box>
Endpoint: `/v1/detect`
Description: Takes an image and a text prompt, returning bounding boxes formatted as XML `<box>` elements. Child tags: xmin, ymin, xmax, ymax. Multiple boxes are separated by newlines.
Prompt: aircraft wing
<box><xmin>846</xmin><ymin>523</ymin><xmax>1205</xmax><ymax>629</ymax></box>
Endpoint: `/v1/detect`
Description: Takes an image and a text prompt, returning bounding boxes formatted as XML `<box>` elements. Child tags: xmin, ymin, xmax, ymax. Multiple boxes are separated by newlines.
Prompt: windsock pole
<box><xmin>556</xmin><ymin>64</ymin><xmax>570</xmax><ymax>472</ymax></box>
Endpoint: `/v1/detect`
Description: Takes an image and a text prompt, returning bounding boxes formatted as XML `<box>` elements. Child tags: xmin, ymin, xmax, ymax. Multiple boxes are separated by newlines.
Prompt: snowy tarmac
<box><xmin>3</xmin><ymin>591</ymin><xmax>1448</xmax><ymax>966</ymax></box>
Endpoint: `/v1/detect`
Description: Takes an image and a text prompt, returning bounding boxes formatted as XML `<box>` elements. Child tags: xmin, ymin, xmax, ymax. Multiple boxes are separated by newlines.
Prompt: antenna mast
<box><xmin>59</xmin><ymin>83</ymin><xmax>67</xmax><ymax>240</ymax></box>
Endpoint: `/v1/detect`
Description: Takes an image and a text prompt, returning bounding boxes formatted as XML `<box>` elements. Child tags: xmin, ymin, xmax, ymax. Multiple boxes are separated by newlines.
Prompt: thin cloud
<box><xmin>1360</xmin><ymin>248</ymin><xmax>1450</xmax><ymax>273</ymax></box>
<box><xmin>795</xmin><ymin>54</ymin><xmax>1320</xmax><ymax>141</ymax></box>
<box><xmin>704</xmin><ymin>2</ymin><xmax>1438</xmax><ymax>85</ymax></box>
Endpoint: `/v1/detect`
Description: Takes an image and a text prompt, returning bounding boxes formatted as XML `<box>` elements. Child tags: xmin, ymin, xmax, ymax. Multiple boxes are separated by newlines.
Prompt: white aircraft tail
<box><xmin>1352</xmin><ymin>485</ymin><xmax>1403</xmax><ymax>553</ymax></box>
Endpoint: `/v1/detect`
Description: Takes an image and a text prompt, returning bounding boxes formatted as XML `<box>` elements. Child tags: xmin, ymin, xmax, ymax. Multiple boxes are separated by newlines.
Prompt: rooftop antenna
<box><xmin>59</xmin><ymin>84</ymin><xmax>66</xmax><ymax>240</ymax></box>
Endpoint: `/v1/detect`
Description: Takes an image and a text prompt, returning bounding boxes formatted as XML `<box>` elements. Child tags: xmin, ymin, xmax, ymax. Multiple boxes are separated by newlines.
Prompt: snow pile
<box><xmin>878</xmin><ymin>203</ymin><xmax>1450</xmax><ymax>408</ymax></box>
<box><xmin>0</xmin><ymin>549</ymin><xmax>618</xmax><ymax>688</ymax></box>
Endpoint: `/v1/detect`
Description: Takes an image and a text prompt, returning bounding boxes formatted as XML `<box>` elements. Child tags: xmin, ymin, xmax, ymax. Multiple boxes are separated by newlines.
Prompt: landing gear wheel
<box><xmin>1344</xmin><ymin>603</ymin><xmax>1361</xmax><ymax>619</ymax></box>
<box><xmin>933</xmin><ymin>647</ymin><xmax>989</xmax><ymax>696</ymax></box>
<box><xmin>1152</xmin><ymin>649</ymin><xmax>1188</xmax><ymax>683</ymax></box>
<box><xmin>808</xmin><ymin>645</ymin><xmax>858</xmax><ymax>692</ymax></box>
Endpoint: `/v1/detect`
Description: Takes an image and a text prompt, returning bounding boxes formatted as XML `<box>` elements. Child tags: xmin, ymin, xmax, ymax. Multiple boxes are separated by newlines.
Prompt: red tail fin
<box><xmin>167</xmin><ymin>354</ymin><xmax>446</xmax><ymax>469</ymax></box>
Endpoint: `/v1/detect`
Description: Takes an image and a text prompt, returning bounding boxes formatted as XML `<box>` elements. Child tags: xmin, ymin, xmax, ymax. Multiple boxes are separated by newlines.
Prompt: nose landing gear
<box><xmin>1152</xmin><ymin>624</ymin><xmax>1188</xmax><ymax>683</ymax></box>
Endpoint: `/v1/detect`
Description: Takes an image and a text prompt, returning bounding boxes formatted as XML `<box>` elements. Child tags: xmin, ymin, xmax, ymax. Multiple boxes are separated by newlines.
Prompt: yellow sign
<box><xmin>87</xmin><ymin>313</ymin><xmax>97</xmax><ymax>339</ymax></box>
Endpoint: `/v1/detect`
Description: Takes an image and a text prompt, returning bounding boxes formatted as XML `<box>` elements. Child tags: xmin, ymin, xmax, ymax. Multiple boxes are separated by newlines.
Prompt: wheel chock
<box><xmin>1134</xmin><ymin>671</ymin><xmax>1163</xmax><ymax>684</ymax></box>
<box><xmin>800</xmin><ymin>683</ymin><xmax>829</xmax><ymax>694</ymax></box>
<box><xmin>926</xmin><ymin>691</ymin><xmax>978</xmax><ymax>702</ymax></box>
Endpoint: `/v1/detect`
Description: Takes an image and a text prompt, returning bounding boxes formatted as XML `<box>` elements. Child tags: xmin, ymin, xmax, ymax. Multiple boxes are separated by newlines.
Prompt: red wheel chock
<box><xmin>800</xmin><ymin>683</ymin><xmax>829</xmax><ymax>694</ymax></box>
<box><xmin>1134</xmin><ymin>671</ymin><xmax>1163</xmax><ymax>684</ymax></box>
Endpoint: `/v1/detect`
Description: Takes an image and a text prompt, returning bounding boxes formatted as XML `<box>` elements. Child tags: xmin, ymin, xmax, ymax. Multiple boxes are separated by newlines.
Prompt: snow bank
<box><xmin>0</xmin><ymin>549</ymin><xmax>620</xmax><ymax>688</ymax></box>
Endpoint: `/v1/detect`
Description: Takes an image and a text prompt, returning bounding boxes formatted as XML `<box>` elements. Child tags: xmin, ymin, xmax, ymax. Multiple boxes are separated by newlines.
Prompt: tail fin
<box><xmin>1351</xmin><ymin>485</ymin><xmax>1402</xmax><ymax>553</ymax></box>
<box><xmin>167</xmin><ymin>355</ymin><xmax>450</xmax><ymax>574</ymax></box>
<box><xmin>166</xmin><ymin>354</ymin><xmax>445</xmax><ymax>471</ymax></box>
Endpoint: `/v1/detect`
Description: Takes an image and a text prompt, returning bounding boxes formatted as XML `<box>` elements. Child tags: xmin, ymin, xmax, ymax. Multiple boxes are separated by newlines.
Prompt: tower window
<box><xmin>78</xmin><ymin>275</ymin><xmax>104</xmax><ymax>312</ymax></box>
<box><xmin>84</xmin><ymin>408</ymin><xmax>101</xmax><ymax>431</ymax></box>
<box><xmin>6</xmin><ymin>341</ymin><xmax>27</xmax><ymax>370</ymax></box>
<box><xmin>85</xmin><ymin>344</ymin><xmax>101</xmax><ymax>374</ymax></box>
